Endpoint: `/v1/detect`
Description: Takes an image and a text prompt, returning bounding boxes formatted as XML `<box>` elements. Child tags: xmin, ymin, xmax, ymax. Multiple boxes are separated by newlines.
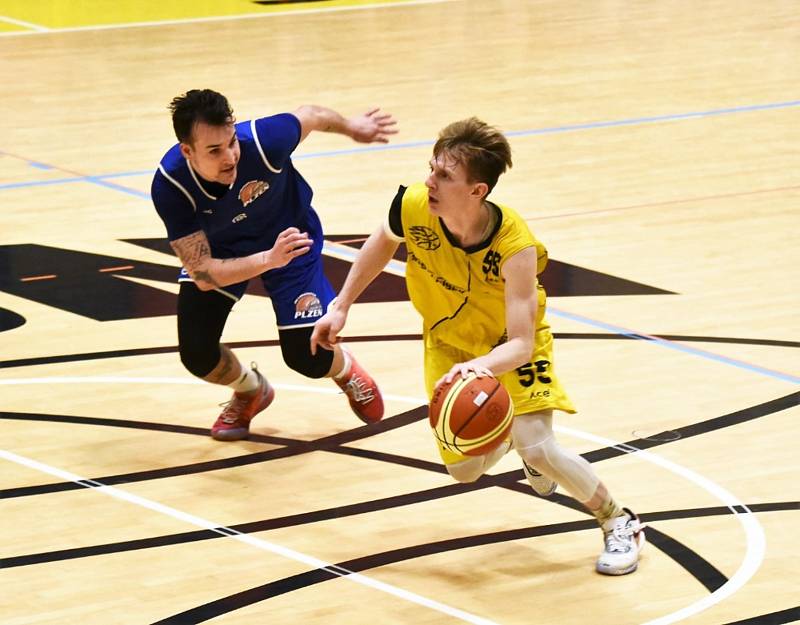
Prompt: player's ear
<box><xmin>471</xmin><ymin>182</ymin><xmax>489</xmax><ymax>199</ymax></box>
<box><xmin>179</xmin><ymin>142</ymin><xmax>193</xmax><ymax>160</ymax></box>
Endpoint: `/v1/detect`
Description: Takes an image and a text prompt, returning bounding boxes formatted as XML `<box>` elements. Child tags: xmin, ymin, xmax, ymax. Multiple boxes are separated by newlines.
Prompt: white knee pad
<box><xmin>513</xmin><ymin>413</ymin><xmax>599</xmax><ymax>502</ymax></box>
<box><xmin>446</xmin><ymin>438</ymin><xmax>511</xmax><ymax>483</ymax></box>
<box><xmin>446</xmin><ymin>457</ymin><xmax>486</xmax><ymax>483</ymax></box>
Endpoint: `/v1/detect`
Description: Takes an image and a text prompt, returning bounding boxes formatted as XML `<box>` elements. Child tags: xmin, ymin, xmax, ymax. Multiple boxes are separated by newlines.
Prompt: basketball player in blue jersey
<box><xmin>311</xmin><ymin>118</ymin><xmax>645</xmax><ymax>576</ymax></box>
<box><xmin>151</xmin><ymin>89</ymin><xmax>395</xmax><ymax>441</ymax></box>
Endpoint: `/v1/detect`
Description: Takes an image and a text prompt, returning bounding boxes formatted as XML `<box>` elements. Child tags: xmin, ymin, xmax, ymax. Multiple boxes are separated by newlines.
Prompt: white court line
<box><xmin>0</xmin><ymin>14</ymin><xmax>49</xmax><ymax>31</ymax></box>
<box><xmin>0</xmin><ymin>0</ymin><xmax>456</xmax><ymax>38</ymax></box>
<box><xmin>0</xmin><ymin>375</ymin><xmax>766</xmax><ymax>624</ymax></box>
<box><xmin>555</xmin><ymin>426</ymin><xmax>766</xmax><ymax>625</ymax></box>
<box><xmin>323</xmin><ymin>240</ymin><xmax>408</xmax><ymax>277</ymax></box>
<box><xmin>0</xmin><ymin>376</ymin><xmax>425</xmax><ymax>405</ymax></box>
<box><xmin>0</xmin><ymin>448</ymin><xmax>498</xmax><ymax>625</ymax></box>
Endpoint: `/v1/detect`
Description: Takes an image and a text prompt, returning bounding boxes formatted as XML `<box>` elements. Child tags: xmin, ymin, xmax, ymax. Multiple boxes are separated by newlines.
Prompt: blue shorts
<box><xmin>178</xmin><ymin>255</ymin><xmax>336</xmax><ymax>330</ymax></box>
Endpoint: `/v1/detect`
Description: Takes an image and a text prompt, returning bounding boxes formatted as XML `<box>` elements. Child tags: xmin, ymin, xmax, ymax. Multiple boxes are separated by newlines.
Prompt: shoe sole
<box><xmin>596</xmin><ymin>562</ymin><xmax>639</xmax><ymax>576</ymax></box>
<box><xmin>211</xmin><ymin>427</ymin><xmax>250</xmax><ymax>441</ymax></box>
<box><xmin>349</xmin><ymin>391</ymin><xmax>384</xmax><ymax>424</ymax></box>
<box><xmin>530</xmin><ymin>480</ymin><xmax>558</xmax><ymax>497</ymax></box>
<box><xmin>354</xmin><ymin>404</ymin><xmax>384</xmax><ymax>424</ymax></box>
<box><xmin>595</xmin><ymin>528</ymin><xmax>646</xmax><ymax>576</ymax></box>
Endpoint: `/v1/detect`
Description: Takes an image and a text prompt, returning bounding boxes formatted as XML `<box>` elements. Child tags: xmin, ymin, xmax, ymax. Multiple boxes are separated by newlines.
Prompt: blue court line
<box><xmin>298</xmin><ymin>99</ymin><xmax>800</xmax><ymax>157</ymax></box>
<box><xmin>81</xmin><ymin>176</ymin><xmax>150</xmax><ymax>199</ymax></box>
<box><xmin>2</xmin><ymin>99</ymin><xmax>799</xmax><ymax>194</ymax></box>
<box><xmin>504</xmin><ymin>99</ymin><xmax>800</xmax><ymax>138</ymax></box>
<box><xmin>28</xmin><ymin>161</ymin><xmax>53</xmax><ymax>170</ymax></box>
<box><xmin>326</xmin><ymin>244</ymin><xmax>800</xmax><ymax>385</ymax></box>
<box><xmin>0</xmin><ymin>173</ymin><xmax>151</xmax><ymax>198</ymax></box>
<box><xmin>548</xmin><ymin>307</ymin><xmax>800</xmax><ymax>385</ymax></box>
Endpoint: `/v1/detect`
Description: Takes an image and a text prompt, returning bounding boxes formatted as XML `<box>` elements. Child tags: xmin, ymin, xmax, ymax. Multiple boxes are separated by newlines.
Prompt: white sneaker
<box><xmin>521</xmin><ymin>459</ymin><xmax>557</xmax><ymax>497</ymax></box>
<box><xmin>596</xmin><ymin>508</ymin><xmax>646</xmax><ymax>575</ymax></box>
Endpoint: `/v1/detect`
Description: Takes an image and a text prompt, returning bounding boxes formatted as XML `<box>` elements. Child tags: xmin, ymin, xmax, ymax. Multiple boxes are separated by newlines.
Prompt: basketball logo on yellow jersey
<box><xmin>408</xmin><ymin>226</ymin><xmax>441</xmax><ymax>250</ymax></box>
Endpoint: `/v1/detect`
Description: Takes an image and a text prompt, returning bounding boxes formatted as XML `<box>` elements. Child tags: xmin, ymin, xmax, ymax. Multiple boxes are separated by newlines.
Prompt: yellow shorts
<box><xmin>424</xmin><ymin>329</ymin><xmax>576</xmax><ymax>465</ymax></box>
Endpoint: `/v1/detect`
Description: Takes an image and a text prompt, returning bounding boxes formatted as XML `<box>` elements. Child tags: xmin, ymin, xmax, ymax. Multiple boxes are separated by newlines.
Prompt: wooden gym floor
<box><xmin>0</xmin><ymin>1</ymin><xmax>798</xmax><ymax>624</ymax></box>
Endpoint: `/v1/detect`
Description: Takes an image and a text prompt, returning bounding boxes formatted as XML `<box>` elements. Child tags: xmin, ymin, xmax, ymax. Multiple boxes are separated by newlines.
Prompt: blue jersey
<box><xmin>151</xmin><ymin>113</ymin><xmax>327</xmax><ymax>307</ymax></box>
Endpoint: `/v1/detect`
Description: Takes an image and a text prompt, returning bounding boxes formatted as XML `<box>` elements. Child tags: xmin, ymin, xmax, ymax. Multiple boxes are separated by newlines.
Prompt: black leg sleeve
<box><xmin>279</xmin><ymin>325</ymin><xmax>335</xmax><ymax>379</ymax></box>
<box><xmin>177</xmin><ymin>282</ymin><xmax>235</xmax><ymax>378</ymax></box>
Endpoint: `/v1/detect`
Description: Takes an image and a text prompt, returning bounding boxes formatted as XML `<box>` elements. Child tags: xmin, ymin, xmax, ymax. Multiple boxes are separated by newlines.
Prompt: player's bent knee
<box><xmin>516</xmin><ymin>443</ymin><xmax>549</xmax><ymax>470</ymax></box>
<box><xmin>446</xmin><ymin>458</ymin><xmax>485</xmax><ymax>483</ymax></box>
<box><xmin>179</xmin><ymin>345</ymin><xmax>220</xmax><ymax>379</ymax></box>
<box><xmin>279</xmin><ymin>327</ymin><xmax>333</xmax><ymax>379</ymax></box>
<box><xmin>284</xmin><ymin>351</ymin><xmax>332</xmax><ymax>378</ymax></box>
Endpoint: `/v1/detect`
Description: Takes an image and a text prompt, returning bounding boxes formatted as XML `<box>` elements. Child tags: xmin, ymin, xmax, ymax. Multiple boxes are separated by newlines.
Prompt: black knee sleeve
<box><xmin>279</xmin><ymin>326</ymin><xmax>334</xmax><ymax>379</ymax></box>
<box><xmin>177</xmin><ymin>282</ymin><xmax>234</xmax><ymax>378</ymax></box>
<box><xmin>180</xmin><ymin>341</ymin><xmax>221</xmax><ymax>378</ymax></box>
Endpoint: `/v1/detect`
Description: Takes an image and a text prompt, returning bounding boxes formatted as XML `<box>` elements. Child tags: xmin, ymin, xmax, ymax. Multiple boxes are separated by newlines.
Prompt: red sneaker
<box><xmin>335</xmin><ymin>352</ymin><xmax>384</xmax><ymax>424</ymax></box>
<box><xmin>211</xmin><ymin>367</ymin><xmax>275</xmax><ymax>441</ymax></box>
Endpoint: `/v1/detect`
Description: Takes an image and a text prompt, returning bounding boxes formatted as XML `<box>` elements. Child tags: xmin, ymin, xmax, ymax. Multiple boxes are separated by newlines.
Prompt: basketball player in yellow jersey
<box><xmin>311</xmin><ymin>118</ymin><xmax>645</xmax><ymax>575</ymax></box>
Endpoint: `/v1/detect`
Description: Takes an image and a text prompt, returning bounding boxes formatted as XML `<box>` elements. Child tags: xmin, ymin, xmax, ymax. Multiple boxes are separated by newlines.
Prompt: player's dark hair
<box><xmin>433</xmin><ymin>117</ymin><xmax>512</xmax><ymax>196</ymax></box>
<box><xmin>168</xmin><ymin>89</ymin><xmax>235</xmax><ymax>144</ymax></box>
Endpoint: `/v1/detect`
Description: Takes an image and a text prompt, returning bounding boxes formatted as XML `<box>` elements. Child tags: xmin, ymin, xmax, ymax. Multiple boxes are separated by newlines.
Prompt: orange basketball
<box><xmin>429</xmin><ymin>373</ymin><xmax>514</xmax><ymax>456</ymax></box>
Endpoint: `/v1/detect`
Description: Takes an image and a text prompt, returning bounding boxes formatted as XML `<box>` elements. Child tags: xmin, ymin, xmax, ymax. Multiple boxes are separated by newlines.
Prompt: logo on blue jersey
<box><xmin>238</xmin><ymin>180</ymin><xmax>269</xmax><ymax>207</ymax></box>
<box><xmin>293</xmin><ymin>292</ymin><xmax>323</xmax><ymax>319</ymax></box>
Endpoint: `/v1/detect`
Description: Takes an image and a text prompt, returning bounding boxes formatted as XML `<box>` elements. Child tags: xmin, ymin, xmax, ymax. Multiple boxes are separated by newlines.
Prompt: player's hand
<box><xmin>310</xmin><ymin>308</ymin><xmax>348</xmax><ymax>355</ymax></box>
<box><xmin>265</xmin><ymin>227</ymin><xmax>312</xmax><ymax>270</ymax></box>
<box><xmin>348</xmin><ymin>108</ymin><xmax>398</xmax><ymax>144</ymax></box>
<box><xmin>437</xmin><ymin>361</ymin><xmax>494</xmax><ymax>387</ymax></box>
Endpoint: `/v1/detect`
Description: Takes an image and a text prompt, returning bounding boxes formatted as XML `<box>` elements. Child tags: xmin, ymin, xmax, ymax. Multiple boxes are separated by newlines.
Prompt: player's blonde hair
<box><xmin>433</xmin><ymin>117</ymin><xmax>513</xmax><ymax>195</ymax></box>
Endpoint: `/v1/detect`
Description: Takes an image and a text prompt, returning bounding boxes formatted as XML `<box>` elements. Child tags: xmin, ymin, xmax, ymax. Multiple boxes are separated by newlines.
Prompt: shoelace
<box><xmin>604</xmin><ymin>517</ymin><xmax>640</xmax><ymax>553</ymax></box>
<box><xmin>217</xmin><ymin>396</ymin><xmax>250</xmax><ymax>424</ymax></box>
<box><xmin>343</xmin><ymin>376</ymin><xmax>375</xmax><ymax>404</ymax></box>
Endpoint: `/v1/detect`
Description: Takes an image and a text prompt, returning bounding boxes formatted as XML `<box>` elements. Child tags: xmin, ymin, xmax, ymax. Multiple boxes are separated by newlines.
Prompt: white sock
<box><xmin>229</xmin><ymin>366</ymin><xmax>259</xmax><ymax>394</ymax></box>
<box><xmin>333</xmin><ymin>349</ymin><xmax>352</xmax><ymax>381</ymax></box>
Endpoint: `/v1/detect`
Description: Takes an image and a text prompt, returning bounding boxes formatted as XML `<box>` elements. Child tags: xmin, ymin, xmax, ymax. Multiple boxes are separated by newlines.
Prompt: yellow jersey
<box><xmin>386</xmin><ymin>182</ymin><xmax>576</xmax><ymax>464</ymax></box>
<box><xmin>388</xmin><ymin>182</ymin><xmax>551</xmax><ymax>355</ymax></box>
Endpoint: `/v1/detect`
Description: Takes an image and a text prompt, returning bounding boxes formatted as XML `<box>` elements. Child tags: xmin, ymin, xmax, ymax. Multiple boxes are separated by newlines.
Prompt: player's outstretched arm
<box><xmin>310</xmin><ymin>225</ymin><xmax>399</xmax><ymax>354</ymax></box>
<box><xmin>292</xmin><ymin>105</ymin><xmax>397</xmax><ymax>144</ymax></box>
<box><xmin>170</xmin><ymin>227</ymin><xmax>312</xmax><ymax>291</ymax></box>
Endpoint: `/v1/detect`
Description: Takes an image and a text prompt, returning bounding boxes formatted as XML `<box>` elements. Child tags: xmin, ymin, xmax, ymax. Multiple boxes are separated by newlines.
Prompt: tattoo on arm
<box><xmin>193</xmin><ymin>270</ymin><xmax>219</xmax><ymax>288</ymax></box>
<box><xmin>170</xmin><ymin>231</ymin><xmax>219</xmax><ymax>288</ymax></box>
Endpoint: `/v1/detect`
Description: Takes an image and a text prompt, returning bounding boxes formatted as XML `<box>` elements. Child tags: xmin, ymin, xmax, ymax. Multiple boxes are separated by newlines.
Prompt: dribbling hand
<box><xmin>436</xmin><ymin>361</ymin><xmax>494</xmax><ymax>388</ymax></box>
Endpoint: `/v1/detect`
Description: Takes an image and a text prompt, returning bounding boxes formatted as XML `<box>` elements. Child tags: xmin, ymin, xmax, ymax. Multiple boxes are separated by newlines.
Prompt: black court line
<box><xmin>2</xmin><ymin>347</ymin><xmax>797</xmax><ymax>619</ymax></box>
<box><xmin>0</xmin><ymin>405</ymin><xmax>430</xmax><ymax>498</ymax></box>
<box><xmin>2</xmin><ymin>397</ymin><xmax>797</xmax><ymax>617</ymax></box>
<box><xmin>722</xmin><ymin>606</ymin><xmax>800</xmax><ymax>625</ymax></box>
<box><xmin>147</xmin><ymin>501</ymin><xmax>800</xmax><ymax>625</ymax></box>
<box><xmin>11</xmin><ymin>488</ymin><xmax>789</xmax><ymax>580</ymax></box>
<box><xmin>582</xmin><ymin>391</ymin><xmax>800</xmax><ymax>463</ymax></box>
<box><xmin>0</xmin><ymin>332</ymin><xmax>796</xmax><ymax>370</ymax></box>
<box><xmin>3</xmin><ymin>389</ymin><xmax>795</xmax><ymax>594</ymax></box>
<box><xmin>3</xmin><ymin>390</ymin><xmax>796</xmax><ymax>500</ymax></box>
